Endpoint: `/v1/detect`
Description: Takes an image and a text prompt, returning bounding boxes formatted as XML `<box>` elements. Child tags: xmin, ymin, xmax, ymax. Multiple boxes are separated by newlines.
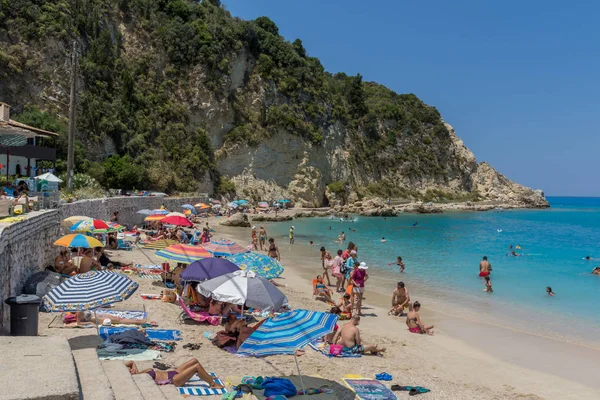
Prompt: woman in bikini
<box><xmin>406</xmin><ymin>301</ymin><xmax>434</xmax><ymax>335</ymax></box>
<box><xmin>314</xmin><ymin>275</ymin><xmax>335</xmax><ymax>304</ymax></box>
<box><xmin>55</xmin><ymin>249</ymin><xmax>78</xmax><ymax>275</ymax></box>
<box><xmin>321</xmin><ymin>248</ymin><xmax>333</xmax><ymax>286</ymax></box>
<box><xmin>258</xmin><ymin>226</ymin><xmax>267</xmax><ymax>251</ymax></box>
<box><xmin>125</xmin><ymin>359</ymin><xmax>223</xmax><ymax>388</ymax></box>
<box><xmin>267</xmin><ymin>238</ymin><xmax>280</xmax><ymax>261</ymax></box>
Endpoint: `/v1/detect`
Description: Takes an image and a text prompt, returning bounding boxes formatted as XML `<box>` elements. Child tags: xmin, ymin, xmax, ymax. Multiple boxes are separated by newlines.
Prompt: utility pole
<box><xmin>66</xmin><ymin>40</ymin><xmax>77</xmax><ymax>191</ymax></box>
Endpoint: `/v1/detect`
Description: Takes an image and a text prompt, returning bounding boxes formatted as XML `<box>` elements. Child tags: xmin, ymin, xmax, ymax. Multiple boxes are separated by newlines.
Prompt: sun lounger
<box><xmin>177</xmin><ymin>373</ymin><xmax>227</xmax><ymax>396</ymax></box>
<box><xmin>177</xmin><ymin>295</ymin><xmax>222</xmax><ymax>326</ymax></box>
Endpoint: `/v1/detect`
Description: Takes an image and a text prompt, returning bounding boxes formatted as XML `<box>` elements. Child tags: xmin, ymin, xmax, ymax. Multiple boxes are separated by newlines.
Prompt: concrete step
<box><xmin>159</xmin><ymin>384</ymin><xmax>185</xmax><ymax>400</ymax></box>
<box><xmin>72</xmin><ymin>349</ymin><xmax>115</xmax><ymax>400</ymax></box>
<box><xmin>132</xmin><ymin>374</ymin><xmax>167</xmax><ymax>400</ymax></box>
<box><xmin>102</xmin><ymin>360</ymin><xmax>144</xmax><ymax>400</ymax></box>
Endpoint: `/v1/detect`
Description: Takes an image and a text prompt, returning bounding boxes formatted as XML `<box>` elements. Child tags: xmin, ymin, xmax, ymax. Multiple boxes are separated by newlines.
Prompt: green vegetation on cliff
<box><xmin>0</xmin><ymin>0</ymin><xmax>451</xmax><ymax>194</ymax></box>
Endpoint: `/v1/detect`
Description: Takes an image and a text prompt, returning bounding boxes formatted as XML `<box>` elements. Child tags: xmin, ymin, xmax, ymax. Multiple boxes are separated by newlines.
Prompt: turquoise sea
<box><xmin>264</xmin><ymin>197</ymin><xmax>600</xmax><ymax>345</ymax></box>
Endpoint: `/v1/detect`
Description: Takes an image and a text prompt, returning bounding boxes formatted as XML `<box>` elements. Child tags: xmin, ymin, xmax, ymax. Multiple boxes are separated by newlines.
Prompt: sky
<box><xmin>224</xmin><ymin>0</ymin><xmax>600</xmax><ymax>197</ymax></box>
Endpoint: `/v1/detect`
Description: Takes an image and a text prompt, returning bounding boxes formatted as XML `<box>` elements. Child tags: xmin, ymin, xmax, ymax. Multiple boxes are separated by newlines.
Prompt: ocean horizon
<box><xmin>263</xmin><ymin>196</ymin><xmax>600</xmax><ymax>346</ymax></box>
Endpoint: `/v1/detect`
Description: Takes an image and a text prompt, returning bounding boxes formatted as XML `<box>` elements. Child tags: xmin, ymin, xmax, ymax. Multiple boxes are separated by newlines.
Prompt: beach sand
<box><xmin>38</xmin><ymin>217</ymin><xmax>600</xmax><ymax>399</ymax></box>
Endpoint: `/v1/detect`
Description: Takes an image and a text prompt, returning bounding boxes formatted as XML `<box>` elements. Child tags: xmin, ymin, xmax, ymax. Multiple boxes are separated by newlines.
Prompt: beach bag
<box><xmin>329</xmin><ymin>344</ymin><xmax>343</xmax><ymax>356</ymax></box>
<box><xmin>340</xmin><ymin>263</ymin><xmax>348</xmax><ymax>275</ymax></box>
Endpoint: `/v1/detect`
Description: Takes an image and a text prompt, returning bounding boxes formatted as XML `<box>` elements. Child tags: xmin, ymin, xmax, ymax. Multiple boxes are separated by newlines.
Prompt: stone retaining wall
<box><xmin>0</xmin><ymin>196</ymin><xmax>207</xmax><ymax>331</ymax></box>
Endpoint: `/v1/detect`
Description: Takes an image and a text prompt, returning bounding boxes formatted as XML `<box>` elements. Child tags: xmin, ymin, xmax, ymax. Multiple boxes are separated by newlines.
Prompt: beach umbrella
<box><xmin>180</xmin><ymin>258</ymin><xmax>240</xmax><ymax>282</ymax></box>
<box><xmin>182</xmin><ymin>204</ymin><xmax>195</xmax><ymax>210</ymax></box>
<box><xmin>54</xmin><ymin>234</ymin><xmax>104</xmax><ymax>248</ymax></box>
<box><xmin>225</xmin><ymin>252</ymin><xmax>284</xmax><ymax>280</ymax></box>
<box><xmin>155</xmin><ymin>244</ymin><xmax>212</xmax><ymax>264</ymax></box>
<box><xmin>152</xmin><ymin>209</ymin><xmax>169</xmax><ymax>215</ymax></box>
<box><xmin>145</xmin><ymin>214</ymin><xmax>166</xmax><ymax>222</ymax></box>
<box><xmin>227</xmin><ymin>202</ymin><xmax>239</xmax><ymax>208</ymax></box>
<box><xmin>35</xmin><ymin>172</ymin><xmax>63</xmax><ymax>183</ymax></box>
<box><xmin>278</xmin><ymin>199</ymin><xmax>291</xmax><ymax>203</ymax></box>
<box><xmin>161</xmin><ymin>215</ymin><xmax>193</xmax><ymax>227</ymax></box>
<box><xmin>211</xmin><ymin>204</ymin><xmax>222</xmax><ymax>209</ymax></box>
<box><xmin>197</xmin><ymin>270</ymin><xmax>287</xmax><ymax>311</ymax></box>
<box><xmin>142</xmin><ymin>239</ymin><xmax>178</xmax><ymax>250</ymax></box>
<box><xmin>258</xmin><ymin>202</ymin><xmax>269</xmax><ymax>208</ymax></box>
<box><xmin>237</xmin><ymin>310</ymin><xmax>338</xmax><ymax>393</ymax></box>
<box><xmin>195</xmin><ymin>203</ymin><xmax>211</xmax><ymax>209</ymax></box>
<box><xmin>69</xmin><ymin>218</ymin><xmax>110</xmax><ymax>233</ymax></box>
<box><xmin>236</xmin><ymin>199</ymin><xmax>249</xmax><ymax>205</ymax></box>
<box><xmin>201</xmin><ymin>240</ymin><xmax>247</xmax><ymax>257</ymax></box>
<box><xmin>166</xmin><ymin>212</ymin><xmax>187</xmax><ymax>218</ymax></box>
<box><xmin>137</xmin><ymin>209</ymin><xmax>153</xmax><ymax>215</ymax></box>
<box><xmin>42</xmin><ymin>271</ymin><xmax>139</xmax><ymax>312</ymax></box>
<box><xmin>61</xmin><ymin>216</ymin><xmax>90</xmax><ymax>228</ymax></box>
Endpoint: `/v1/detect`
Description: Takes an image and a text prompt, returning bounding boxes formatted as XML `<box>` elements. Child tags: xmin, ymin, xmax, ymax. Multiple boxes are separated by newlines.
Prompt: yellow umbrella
<box><xmin>61</xmin><ymin>216</ymin><xmax>90</xmax><ymax>228</ymax></box>
<box><xmin>145</xmin><ymin>214</ymin><xmax>166</xmax><ymax>222</ymax></box>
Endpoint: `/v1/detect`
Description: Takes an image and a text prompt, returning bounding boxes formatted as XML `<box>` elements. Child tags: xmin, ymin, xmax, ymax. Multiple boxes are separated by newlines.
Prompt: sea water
<box><xmin>264</xmin><ymin>197</ymin><xmax>600</xmax><ymax>346</ymax></box>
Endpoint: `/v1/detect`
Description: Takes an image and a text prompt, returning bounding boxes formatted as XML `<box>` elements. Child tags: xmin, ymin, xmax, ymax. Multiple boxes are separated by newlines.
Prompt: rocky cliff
<box><xmin>0</xmin><ymin>0</ymin><xmax>548</xmax><ymax>208</ymax></box>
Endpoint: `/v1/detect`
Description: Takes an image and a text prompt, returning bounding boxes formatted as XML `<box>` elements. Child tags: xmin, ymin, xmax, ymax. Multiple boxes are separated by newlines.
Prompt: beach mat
<box><xmin>99</xmin><ymin>327</ymin><xmax>181</xmax><ymax>341</ymax></box>
<box><xmin>226</xmin><ymin>375</ymin><xmax>341</xmax><ymax>400</ymax></box>
<box><xmin>308</xmin><ymin>342</ymin><xmax>362</xmax><ymax>358</ymax></box>
<box><xmin>177</xmin><ymin>373</ymin><xmax>227</xmax><ymax>396</ymax></box>
<box><xmin>342</xmin><ymin>378</ymin><xmax>397</xmax><ymax>400</ymax></box>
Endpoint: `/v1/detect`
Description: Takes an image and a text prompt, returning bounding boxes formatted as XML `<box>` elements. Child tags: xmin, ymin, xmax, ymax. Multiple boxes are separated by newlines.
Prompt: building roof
<box><xmin>0</xmin><ymin>120</ymin><xmax>59</xmax><ymax>139</ymax></box>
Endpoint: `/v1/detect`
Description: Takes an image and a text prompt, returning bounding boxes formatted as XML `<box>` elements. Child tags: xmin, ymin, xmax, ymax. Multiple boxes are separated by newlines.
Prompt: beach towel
<box><xmin>100</xmin><ymin>327</ymin><xmax>181</xmax><ymax>341</ymax></box>
<box><xmin>342</xmin><ymin>378</ymin><xmax>397</xmax><ymax>400</ymax></box>
<box><xmin>177</xmin><ymin>373</ymin><xmax>227</xmax><ymax>396</ymax></box>
<box><xmin>97</xmin><ymin>348</ymin><xmax>162</xmax><ymax>361</ymax></box>
<box><xmin>178</xmin><ymin>296</ymin><xmax>222</xmax><ymax>326</ymax></box>
<box><xmin>308</xmin><ymin>341</ymin><xmax>362</xmax><ymax>358</ymax></box>
<box><xmin>138</xmin><ymin>272</ymin><xmax>162</xmax><ymax>280</ymax></box>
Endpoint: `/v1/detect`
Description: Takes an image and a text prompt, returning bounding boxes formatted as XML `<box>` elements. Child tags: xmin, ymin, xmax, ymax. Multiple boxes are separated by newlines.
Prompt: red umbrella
<box><xmin>160</xmin><ymin>215</ymin><xmax>193</xmax><ymax>227</ymax></box>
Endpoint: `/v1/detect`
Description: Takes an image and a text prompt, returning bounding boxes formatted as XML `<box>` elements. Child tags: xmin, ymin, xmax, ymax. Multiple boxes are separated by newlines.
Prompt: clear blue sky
<box><xmin>224</xmin><ymin>0</ymin><xmax>600</xmax><ymax>197</ymax></box>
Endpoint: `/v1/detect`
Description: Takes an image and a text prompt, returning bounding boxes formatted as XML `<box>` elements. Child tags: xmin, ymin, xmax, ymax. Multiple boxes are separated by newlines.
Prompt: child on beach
<box><xmin>484</xmin><ymin>276</ymin><xmax>493</xmax><ymax>292</ymax></box>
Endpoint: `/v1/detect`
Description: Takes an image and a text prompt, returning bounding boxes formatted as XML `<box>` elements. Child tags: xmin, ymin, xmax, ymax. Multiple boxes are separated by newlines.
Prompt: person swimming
<box><xmin>546</xmin><ymin>286</ymin><xmax>555</xmax><ymax>296</ymax></box>
<box><xmin>412</xmin><ymin>222</ymin><xmax>418</xmax><ymax>227</ymax></box>
<box><xmin>381</xmin><ymin>237</ymin><xmax>386</xmax><ymax>243</ymax></box>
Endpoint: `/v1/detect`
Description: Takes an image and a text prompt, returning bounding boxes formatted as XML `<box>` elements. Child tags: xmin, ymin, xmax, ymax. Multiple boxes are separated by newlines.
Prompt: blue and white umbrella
<box><xmin>238</xmin><ymin>310</ymin><xmax>338</xmax><ymax>393</ymax></box>
<box><xmin>137</xmin><ymin>209</ymin><xmax>153</xmax><ymax>215</ymax></box>
<box><xmin>151</xmin><ymin>209</ymin><xmax>169</xmax><ymax>215</ymax></box>
<box><xmin>182</xmin><ymin>204</ymin><xmax>195</xmax><ymax>210</ymax></box>
<box><xmin>42</xmin><ymin>271</ymin><xmax>139</xmax><ymax>312</ymax></box>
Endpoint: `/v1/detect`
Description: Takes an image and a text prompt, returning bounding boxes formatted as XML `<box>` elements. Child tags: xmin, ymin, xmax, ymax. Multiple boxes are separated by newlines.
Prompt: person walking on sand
<box><xmin>289</xmin><ymin>226</ymin><xmax>295</xmax><ymax>244</ymax></box>
<box><xmin>332</xmin><ymin>249</ymin><xmax>344</xmax><ymax>292</ymax></box>
<box><xmin>351</xmin><ymin>262</ymin><xmax>368</xmax><ymax>316</ymax></box>
<box><xmin>258</xmin><ymin>226</ymin><xmax>267</xmax><ymax>251</ymax></box>
<box><xmin>267</xmin><ymin>238</ymin><xmax>280</xmax><ymax>261</ymax></box>
<box><xmin>332</xmin><ymin>315</ymin><xmax>386</xmax><ymax>355</ymax></box>
<box><xmin>389</xmin><ymin>281</ymin><xmax>411</xmax><ymax>316</ymax></box>
<box><xmin>321</xmin><ymin>248</ymin><xmax>333</xmax><ymax>286</ymax></box>
<box><xmin>479</xmin><ymin>256</ymin><xmax>492</xmax><ymax>277</ymax></box>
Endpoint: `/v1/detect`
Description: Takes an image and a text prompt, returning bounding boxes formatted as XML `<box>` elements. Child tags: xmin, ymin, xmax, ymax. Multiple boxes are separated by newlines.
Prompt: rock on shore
<box><xmin>219</xmin><ymin>213</ymin><xmax>251</xmax><ymax>227</ymax></box>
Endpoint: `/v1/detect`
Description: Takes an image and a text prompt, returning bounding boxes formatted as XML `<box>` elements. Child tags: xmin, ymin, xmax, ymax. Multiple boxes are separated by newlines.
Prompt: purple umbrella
<box><xmin>180</xmin><ymin>258</ymin><xmax>241</xmax><ymax>282</ymax></box>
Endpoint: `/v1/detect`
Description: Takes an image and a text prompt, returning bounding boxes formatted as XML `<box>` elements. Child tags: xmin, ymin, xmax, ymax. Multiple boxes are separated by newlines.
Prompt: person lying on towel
<box><xmin>125</xmin><ymin>359</ymin><xmax>223</xmax><ymax>388</ymax></box>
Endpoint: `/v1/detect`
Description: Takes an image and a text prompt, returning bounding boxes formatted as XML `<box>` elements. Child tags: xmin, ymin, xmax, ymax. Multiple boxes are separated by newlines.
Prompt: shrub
<box><xmin>103</xmin><ymin>155</ymin><xmax>145</xmax><ymax>190</ymax></box>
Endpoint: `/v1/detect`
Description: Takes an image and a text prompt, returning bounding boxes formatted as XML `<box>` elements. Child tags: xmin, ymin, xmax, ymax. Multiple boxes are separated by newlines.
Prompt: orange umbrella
<box><xmin>145</xmin><ymin>214</ymin><xmax>166</xmax><ymax>222</ymax></box>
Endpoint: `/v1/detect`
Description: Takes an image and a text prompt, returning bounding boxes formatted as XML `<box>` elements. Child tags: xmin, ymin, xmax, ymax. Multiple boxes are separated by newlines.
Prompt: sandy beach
<box><xmin>38</xmin><ymin>216</ymin><xmax>600</xmax><ymax>400</ymax></box>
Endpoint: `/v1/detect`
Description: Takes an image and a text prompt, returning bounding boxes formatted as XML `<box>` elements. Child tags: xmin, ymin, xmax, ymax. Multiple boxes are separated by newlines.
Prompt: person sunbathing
<box><xmin>55</xmin><ymin>249</ymin><xmax>78</xmax><ymax>275</ymax></box>
<box><xmin>79</xmin><ymin>249</ymin><xmax>101</xmax><ymax>273</ymax></box>
<box><xmin>314</xmin><ymin>275</ymin><xmax>335</xmax><ymax>304</ymax></box>
<box><xmin>332</xmin><ymin>315</ymin><xmax>385</xmax><ymax>355</ymax></box>
<box><xmin>405</xmin><ymin>301</ymin><xmax>434</xmax><ymax>335</ymax></box>
<box><xmin>75</xmin><ymin>310</ymin><xmax>146</xmax><ymax>326</ymax></box>
<box><xmin>125</xmin><ymin>359</ymin><xmax>223</xmax><ymax>388</ymax></box>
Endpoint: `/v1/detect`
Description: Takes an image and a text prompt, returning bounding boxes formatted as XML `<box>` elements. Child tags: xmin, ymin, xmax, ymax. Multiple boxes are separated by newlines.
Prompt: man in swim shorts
<box><xmin>479</xmin><ymin>256</ymin><xmax>492</xmax><ymax>277</ymax></box>
<box><xmin>389</xmin><ymin>281</ymin><xmax>411</xmax><ymax>316</ymax></box>
<box><xmin>333</xmin><ymin>315</ymin><xmax>385</xmax><ymax>355</ymax></box>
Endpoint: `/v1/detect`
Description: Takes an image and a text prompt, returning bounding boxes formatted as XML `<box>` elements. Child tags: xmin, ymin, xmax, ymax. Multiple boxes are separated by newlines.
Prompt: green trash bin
<box><xmin>4</xmin><ymin>294</ymin><xmax>41</xmax><ymax>336</ymax></box>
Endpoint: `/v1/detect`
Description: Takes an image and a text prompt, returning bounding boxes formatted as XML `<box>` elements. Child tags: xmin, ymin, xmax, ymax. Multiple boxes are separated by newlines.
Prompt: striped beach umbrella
<box><xmin>142</xmin><ymin>239</ymin><xmax>178</xmax><ymax>250</ymax></box>
<box><xmin>42</xmin><ymin>271</ymin><xmax>139</xmax><ymax>312</ymax></box>
<box><xmin>107</xmin><ymin>221</ymin><xmax>125</xmax><ymax>231</ymax></box>
<box><xmin>202</xmin><ymin>240</ymin><xmax>247</xmax><ymax>257</ymax></box>
<box><xmin>137</xmin><ymin>209</ymin><xmax>153</xmax><ymax>215</ymax></box>
<box><xmin>144</xmin><ymin>214</ymin><xmax>166</xmax><ymax>222</ymax></box>
<box><xmin>182</xmin><ymin>204</ymin><xmax>195</xmax><ymax>210</ymax></box>
<box><xmin>226</xmin><ymin>252</ymin><xmax>284</xmax><ymax>279</ymax></box>
<box><xmin>161</xmin><ymin>215</ymin><xmax>193</xmax><ymax>227</ymax></box>
<box><xmin>151</xmin><ymin>209</ymin><xmax>169</xmax><ymax>215</ymax></box>
<box><xmin>61</xmin><ymin>215</ymin><xmax>90</xmax><ymax>228</ymax></box>
<box><xmin>155</xmin><ymin>244</ymin><xmax>212</xmax><ymax>264</ymax></box>
<box><xmin>54</xmin><ymin>234</ymin><xmax>104</xmax><ymax>248</ymax></box>
<box><xmin>238</xmin><ymin>310</ymin><xmax>338</xmax><ymax>356</ymax></box>
<box><xmin>70</xmin><ymin>219</ymin><xmax>110</xmax><ymax>233</ymax></box>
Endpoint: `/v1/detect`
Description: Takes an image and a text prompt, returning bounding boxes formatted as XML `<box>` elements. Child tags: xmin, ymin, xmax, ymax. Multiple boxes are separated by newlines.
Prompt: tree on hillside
<box><xmin>255</xmin><ymin>16</ymin><xmax>279</xmax><ymax>36</ymax></box>
<box><xmin>349</xmin><ymin>74</ymin><xmax>368</xmax><ymax>119</ymax></box>
<box><xmin>292</xmin><ymin>38</ymin><xmax>306</xmax><ymax>57</ymax></box>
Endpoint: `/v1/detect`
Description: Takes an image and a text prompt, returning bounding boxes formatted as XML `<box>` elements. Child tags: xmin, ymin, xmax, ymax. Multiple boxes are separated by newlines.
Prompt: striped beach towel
<box><xmin>177</xmin><ymin>373</ymin><xmax>227</xmax><ymax>396</ymax></box>
<box><xmin>138</xmin><ymin>272</ymin><xmax>162</xmax><ymax>280</ymax></box>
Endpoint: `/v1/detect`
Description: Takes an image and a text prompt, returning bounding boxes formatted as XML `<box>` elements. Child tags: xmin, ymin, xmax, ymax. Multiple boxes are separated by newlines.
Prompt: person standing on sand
<box><xmin>479</xmin><ymin>256</ymin><xmax>492</xmax><ymax>277</ymax></box>
<box><xmin>332</xmin><ymin>249</ymin><xmax>344</xmax><ymax>292</ymax></box>
<box><xmin>258</xmin><ymin>226</ymin><xmax>267</xmax><ymax>251</ymax></box>
<box><xmin>267</xmin><ymin>238</ymin><xmax>280</xmax><ymax>261</ymax></box>
<box><xmin>332</xmin><ymin>315</ymin><xmax>386</xmax><ymax>355</ymax></box>
<box><xmin>321</xmin><ymin>248</ymin><xmax>333</xmax><ymax>286</ymax></box>
<box><xmin>289</xmin><ymin>226</ymin><xmax>295</xmax><ymax>244</ymax></box>
<box><xmin>350</xmin><ymin>262</ymin><xmax>368</xmax><ymax>316</ymax></box>
<box><xmin>251</xmin><ymin>226</ymin><xmax>258</xmax><ymax>249</ymax></box>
